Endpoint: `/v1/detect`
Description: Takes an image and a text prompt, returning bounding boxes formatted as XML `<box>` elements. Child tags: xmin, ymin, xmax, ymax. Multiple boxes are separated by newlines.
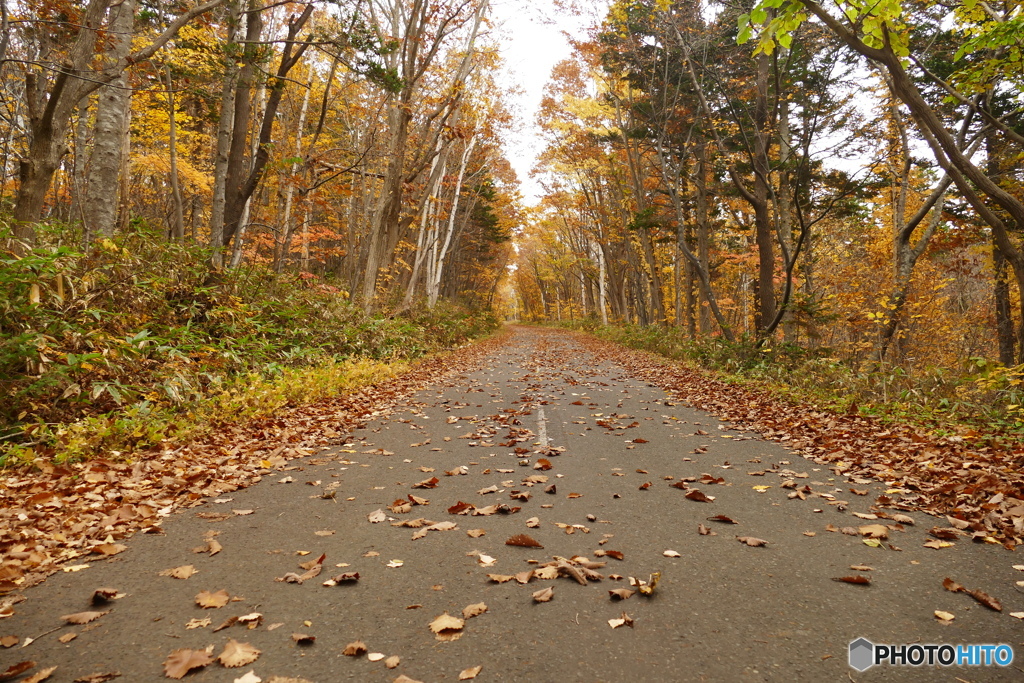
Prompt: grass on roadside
<box><xmin>550</xmin><ymin>320</ymin><xmax>1024</xmax><ymax>446</ymax></box>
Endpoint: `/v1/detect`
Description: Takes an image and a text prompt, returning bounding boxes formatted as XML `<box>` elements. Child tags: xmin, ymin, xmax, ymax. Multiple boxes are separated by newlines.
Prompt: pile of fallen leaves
<box><xmin>0</xmin><ymin>330</ymin><xmax>510</xmax><ymax>598</ymax></box>
<box><xmin>573</xmin><ymin>331</ymin><xmax>1024</xmax><ymax>549</ymax></box>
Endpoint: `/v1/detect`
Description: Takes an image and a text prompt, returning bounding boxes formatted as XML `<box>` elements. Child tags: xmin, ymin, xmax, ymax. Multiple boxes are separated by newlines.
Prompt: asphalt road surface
<box><xmin>4</xmin><ymin>327</ymin><xmax>1022</xmax><ymax>682</ymax></box>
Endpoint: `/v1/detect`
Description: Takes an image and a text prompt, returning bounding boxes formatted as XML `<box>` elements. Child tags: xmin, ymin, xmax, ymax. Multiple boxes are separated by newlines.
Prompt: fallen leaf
<box><xmin>23</xmin><ymin>667</ymin><xmax>56</xmax><ymax>683</ymax></box>
<box><xmin>707</xmin><ymin>515</ymin><xmax>737</xmax><ymax>524</ymax></box>
<box><xmin>466</xmin><ymin>529</ymin><xmax>486</xmax><ymax>538</ymax></box>
<box><xmin>697</xmin><ymin>524</ymin><xmax>714</xmax><ymax>536</ymax></box>
<box><xmin>506</xmin><ymin>534</ymin><xmax>543</xmax><ymax>548</ymax></box>
<box><xmin>486</xmin><ymin>574</ymin><xmax>515</xmax><ymax>583</ymax></box>
<box><xmin>62</xmin><ymin>611</ymin><xmax>108</xmax><ymax>625</ymax></box>
<box><xmin>608</xmin><ymin>612</ymin><xmax>634</xmax><ymax>628</ymax></box>
<box><xmin>314</xmin><ymin>530</ymin><xmax>335</xmax><ymax>537</ymax></box>
<box><xmin>850</xmin><ymin>565</ymin><xmax>873</xmax><ymax>571</ymax></box>
<box><xmin>934</xmin><ymin>610</ymin><xmax>955</xmax><ymax>622</ymax></box>
<box><xmin>832</xmin><ymin>576</ymin><xmax>871</xmax><ymax>586</ymax></box>
<box><xmin>195</xmin><ymin>590</ymin><xmax>230</xmax><ymax>609</ymax></box>
<box><xmin>91</xmin><ymin>588</ymin><xmax>122</xmax><ymax>605</ymax></box>
<box><xmin>462</xmin><ymin>603</ymin><xmax>488</xmax><ymax>619</ymax></box>
<box><xmin>413</xmin><ymin>477</ymin><xmax>439</xmax><ymax>489</ymax></box>
<box><xmin>72</xmin><ymin>675</ymin><xmax>121</xmax><ymax>683</ymax></box>
<box><xmin>163</xmin><ymin>648</ymin><xmax>213</xmax><ymax>679</ymax></box>
<box><xmin>343</xmin><ymin>641</ymin><xmax>367</xmax><ymax>656</ymax></box>
<box><xmin>532</xmin><ymin>587</ymin><xmax>554</xmax><ymax>603</ymax></box>
<box><xmin>0</xmin><ymin>636</ymin><xmax>17</xmax><ymax>648</ymax></box>
<box><xmin>663</xmin><ymin>550</ymin><xmax>681</xmax><ymax>557</ymax></box>
<box><xmin>159</xmin><ymin>565</ymin><xmax>197</xmax><ymax>580</ymax></box>
<box><xmin>368</xmin><ymin>509</ymin><xmax>386</xmax><ymax>524</ymax></box>
<box><xmin>0</xmin><ymin>662</ymin><xmax>35</xmax><ymax>681</ymax></box>
<box><xmin>609</xmin><ymin>588</ymin><xmax>635</xmax><ymax>600</ymax></box>
<box><xmin>924</xmin><ymin>539</ymin><xmax>954</xmax><ymax>549</ymax></box>
<box><xmin>90</xmin><ymin>544</ymin><xmax>127</xmax><ymax>557</ymax></box>
<box><xmin>218</xmin><ymin>640</ymin><xmax>260</xmax><ymax>667</ymax></box>
<box><xmin>367</xmin><ymin>653</ymin><xmax>385</xmax><ymax>662</ymax></box>
<box><xmin>459</xmin><ymin>666</ymin><xmax>483</xmax><ymax>680</ymax></box>
<box><xmin>448</xmin><ymin>501</ymin><xmax>475</xmax><ymax>515</ymax></box>
<box><xmin>477</xmin><ymin>554</ymin><xmax>496</xmax><ymax>567</ymax></box>
<box><xmin>859</xmin><ymin>524</ymin><xmax>888</xmax><ymax>539</ymax></box>
<box><xmin>477</xmin><ymin>485</ymin><xmax>498</xmax><ymax>495</ymax></box>
<box><xmin>534</xmin><ymin>459</ymin><xmax>552</xmax><ymax>471</ymax></box>
<box><xmin>291</xmin><ymin>634</ymin><xmax>315</xmax><ymax>645</ymax></box>
<box><xmin>385</xmin><ymin>655</ymin><xmax>401</xmax><ymax>668</ymax></box>
<box><xmin>185</xmin><ymin>618</ymin><xmax>211</xmax><ymax>630</ymax></box>
<box><xmin>386</xmin><ymin>559</ymin><xmax>404</xmax><ymax>568</ymax></box>
<box><xmin>685</xmin><ymin>489</ymin><xmax>714</xmax><ymax>503</ymax></box>
<box><xmin>429</xmin><ymin>613</ymin><xmax>464</xmax><ymax>641</ymax></box>
<box><xmin>737</xmin><ymin>537</ymin><xmax>767</xmax><ymax>547</ymax></box>
<box><xmin>393</xmin><ymin>676</ymin><xmax>424</xmax><ymax>683</ymax></box>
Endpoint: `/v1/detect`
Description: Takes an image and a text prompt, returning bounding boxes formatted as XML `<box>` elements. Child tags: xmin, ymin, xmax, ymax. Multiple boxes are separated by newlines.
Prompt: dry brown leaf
<box><xmin>832</xmin><ymin>576</ymin><xmax>871</xmax><ymax>586</ymax></box>
<box><xmin>466</xmin><ymin>529</ymin><xmax>486</xmax><ymax>538</ymax></box>
<box><xmin>342</xmin><ymin>641</ymin><xmax>367</xmax><ymax>657</ymax></box>
<box><xmin>72</xmin><ymin>675</ymin><xmax>121</xmax><ymax>683</ymax></box>
<box><xmin>159</xmin><ymin>565</ymin><xmax>197</xmax><ymax>580</ymax></box>
<box><xmin>934</xmin><ymin>610</ymin><xmax>955</xmax><ymax>622</ymax></box>
<box><xmin>707</xmin><ymin>515</ymin><xmax>738</xmax><ymax>524</ymax></box>
<box><xmin>23</xmin><ymin>667</ymin><xmax>57</xmax><ymax>683</ymax></box>
<box><xmin>62</xmin><ymin>611</ymin><xmax>108</xmax><ymax>625</ymax></box>
<box><xmin>736</xmin><ymin>536</ymin><xmax>768</xmax><ymax>547</ymax></box>
<box><xmin>506</xmin><ymin>534</ymin><xmax>543</xmax><ymax>548</ymax></box>
<box><xmin>486</xmin><ymin>574</ymin><xmax>514</xmax><ymax>583</ymax></box>
<box><xmin>459</xmin><ymin>666</ymin><xmax>483</xmax><ymax>680</ymax></box>
<box><xmin>195</xmin><ymin>590</ymin><xmax>230</xmax><ymax>609</ymax></box>
<box><xmin>462</xmin><ymin>602</ymin><xmax>488</xmax><ymax>619</ymax></box>
<box><xmin>393</xmin><ymin>676</ymin><xmax>424</xmax><ymax>683</ymax></box>
<box><xmin>608</xmin><ymin>612</ymin><xmax>634</xmax><ymax>628</ymax></box>
<box><xmin>0</xmin><ymin>662</ymin><xmax>35</xmax><ymax>681</ymax></box>
<box><xmin>218</xmin><ymin>640</ymin><xmax>260</xmax><ymax>668</ymax></box>
<box><xmin>163</xmin><ymin>648</ymin><xmax>213</xmax><ymax>679</ymax></box>
<box><xmin>0</xmin><ymin>635</ymin><xmax>17</xmax><ymax>648</ymax></box>
<box><xmin>385</xmin><ymin>655</ymin><xmax>401</xmax><ymax>668</ymax></box>
<box><xmin>368</xmin><ymin>509</ymin><xmax>387</xmax><ymax>523</ymax></box>
<box><xmin>413</xmin><ymin>477</ymin><xmax>439</xmax><ymax>489</ymax></box>
<box><xmin>477</xmin><ymin>485</ymin><xmax>498</xmax><ymax>495</ymax></box>
<box><xmin>858</xmin><ymin>524</ymin><xmax>889</xmax><ymax>539</ymax></box>
<box><xmin>91</xmin><ymin>544</ymin><xmax>127</xmax><ymax>557</ymax></box>
<box><xmin>91</xmin><ymin>588</ymin><xmax>121</xmax><ymax>605</ymax></box>
<box><xmin>684</xmin><ymin>489</ymin><xmax>714</xmax><ymax>503</ymax></box>
<box><xmin>429</xmin><ymin>613</ymin><xmax>464</xmax><ymax>641</ymax></box>
<box><xmin>609</xmin><ymin>588</ymin><xmax>635</xmax><ymax>600</ymax></box>
<box><xmin>532</xmin><ymin>587</ymin><xmax>554</xmax><ymax>603</ymax></box>
<box><xmin>291</xmin><ymin>633</ymin><xmax>315</xmax><ymax>645</ymax></box>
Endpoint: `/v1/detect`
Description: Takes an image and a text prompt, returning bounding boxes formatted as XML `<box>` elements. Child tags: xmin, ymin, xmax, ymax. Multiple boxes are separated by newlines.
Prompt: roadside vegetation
<box><xmin>553</xmin><ymin>320</ymin><xmax>1024</xmax><ymax>447</ymax></box>
<box><xmin>0</xmin><ymin>223</ymin><xmax>499</xmax><ymax>467</ymax></box>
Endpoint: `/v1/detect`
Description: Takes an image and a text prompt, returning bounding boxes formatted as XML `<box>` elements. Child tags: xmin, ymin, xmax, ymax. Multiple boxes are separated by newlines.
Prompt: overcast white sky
<box><xmin>488</xmin><ymin>0</ymin><xmax>609</xmax><ymax>205</ymax></box>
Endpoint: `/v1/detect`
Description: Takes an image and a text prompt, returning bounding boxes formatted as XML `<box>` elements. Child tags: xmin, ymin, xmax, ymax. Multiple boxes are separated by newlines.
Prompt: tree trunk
<box><xmin>209</xmin><ymin>0</ymin><xmax>241</xmax><ymax>267</ymax></box>
<box><xmin>82</xmin><ymin>0</ymin><xmax>134</xmax><ymax>239</ymax></box>
<box><xmin>165</xmin><ymin>66</ymin><xmax>185</xmax><ymax>242</ymax></box>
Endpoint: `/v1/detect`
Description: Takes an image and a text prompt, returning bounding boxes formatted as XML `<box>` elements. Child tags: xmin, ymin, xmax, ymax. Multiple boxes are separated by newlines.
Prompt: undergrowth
<box><xmin>552</xmin><ymin>320</ymin><xmax>1024</xmax><ymax>446</ymax></box>
<box><xmin>0</xmin><ymin>222</ymin><xmax>499</xmax><ymax>466</ymax></box>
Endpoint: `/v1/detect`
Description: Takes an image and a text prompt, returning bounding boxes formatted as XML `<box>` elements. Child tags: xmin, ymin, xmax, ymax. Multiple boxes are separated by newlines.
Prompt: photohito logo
<box><xmin>849</xmin><ymin>638</ymin><xmax>1014</xmax><ymax>671</ymax></box>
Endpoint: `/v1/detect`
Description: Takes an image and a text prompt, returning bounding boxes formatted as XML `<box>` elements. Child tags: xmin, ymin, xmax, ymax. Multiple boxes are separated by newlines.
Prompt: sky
<box><xmin>488</xmin><ymin>0</ymin><xmax>610</xmax><ymax>205</ymax></box>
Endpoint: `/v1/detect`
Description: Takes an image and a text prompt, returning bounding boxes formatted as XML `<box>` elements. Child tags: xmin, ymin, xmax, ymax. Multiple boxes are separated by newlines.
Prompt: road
<box><xmin>3</xmin><ymin>327</ymin><xmax>1021</xmax><ymax>682</ymax></box>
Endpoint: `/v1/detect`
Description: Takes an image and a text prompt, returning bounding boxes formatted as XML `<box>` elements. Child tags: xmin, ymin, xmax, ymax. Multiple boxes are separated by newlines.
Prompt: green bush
<box><xmin>1</xmin><ymin>223</ymin><xmax>500</xmax><ymax>465</ymax></box>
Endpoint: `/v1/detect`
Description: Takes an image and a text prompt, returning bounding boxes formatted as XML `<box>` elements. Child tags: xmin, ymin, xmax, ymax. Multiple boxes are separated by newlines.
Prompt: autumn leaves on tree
<box><xmin>516</xmin><ymin>0</ymin><xmax>1024</xmax><ymax>374</ymax></box>
<box><xmin>3</xmin><ymin>0</ymin><xmax>514</xmax><ymax>308</ymax></box>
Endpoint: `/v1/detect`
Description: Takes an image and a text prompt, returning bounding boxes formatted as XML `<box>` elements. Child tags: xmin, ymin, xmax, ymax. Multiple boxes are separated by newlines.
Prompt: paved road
<box><xmin>4</xmin><ymin>327</ymin><xmax>1022</xmax><ymax>682</ymax></box>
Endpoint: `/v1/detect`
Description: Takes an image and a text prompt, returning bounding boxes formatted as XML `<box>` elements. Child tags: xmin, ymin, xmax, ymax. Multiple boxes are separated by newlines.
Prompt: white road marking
<box><xmin>538</xmin><ymin>406</ymin><xmax>549</xmax><ymax>447</ymax></box>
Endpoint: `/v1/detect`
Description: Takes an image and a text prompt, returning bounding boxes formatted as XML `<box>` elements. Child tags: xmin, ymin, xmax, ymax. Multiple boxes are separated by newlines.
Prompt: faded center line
<box><xmin>537</xmin><ymin>406</ymin><xmax>548</xmax><ymax>447</ymax></box>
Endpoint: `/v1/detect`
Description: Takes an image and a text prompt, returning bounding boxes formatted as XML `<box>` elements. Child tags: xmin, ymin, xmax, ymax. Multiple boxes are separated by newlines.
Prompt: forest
<box><xmin>0</xmin><ymin>0</ymin><xmax>518</xmax><ymax>463</ymax></box>
<box><xmin>1</xmin><ymin>0</ymin><xmax>1022</xmax><ymax>467</ymax></box>
<box><xmin>513</xmin><ymin>0</ymin><xmax>1024</xmax><ymax>437</ymax></box>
